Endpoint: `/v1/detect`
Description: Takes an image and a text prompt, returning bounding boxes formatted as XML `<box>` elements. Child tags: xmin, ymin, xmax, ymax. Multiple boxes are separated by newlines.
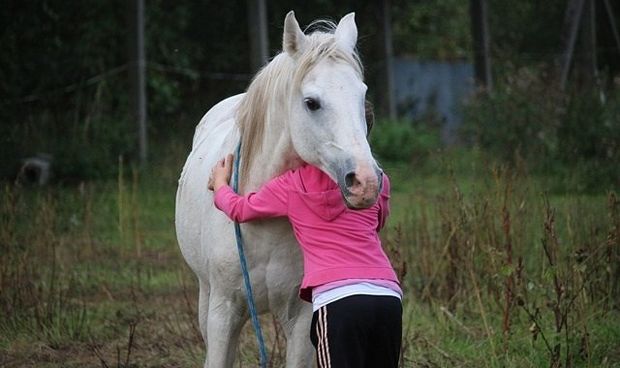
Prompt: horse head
<box><xmin>284</xmin><ymin>11</ymin><xmax>382</xmax><ymax>209</ymax></box>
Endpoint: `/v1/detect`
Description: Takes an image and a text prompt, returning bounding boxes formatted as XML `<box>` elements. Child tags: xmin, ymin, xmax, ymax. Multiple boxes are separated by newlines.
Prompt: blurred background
<box><xmin>2</xmin><ymin>0</ymin><xmax>618</xmax><ymax>188</ymax></box>
<box><xmin>1</xmin><ymin>1</ymin><xmax>619</xmax><ymax>367</ymax></box>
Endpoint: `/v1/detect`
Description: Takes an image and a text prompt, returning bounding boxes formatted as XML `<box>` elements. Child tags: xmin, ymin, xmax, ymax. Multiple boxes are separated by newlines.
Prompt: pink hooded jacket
<box><xmin>214</xmin><ymin>164</ymin><xmax>399</xmax><ymax>302</ymax></box>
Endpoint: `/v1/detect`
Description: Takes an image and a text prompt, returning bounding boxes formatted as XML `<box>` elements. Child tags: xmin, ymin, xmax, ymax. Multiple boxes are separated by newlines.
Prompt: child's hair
<box><xmin>365</xmin><ymin>100</ymin><xmax>374</xmax><ymax>137</ymax></box>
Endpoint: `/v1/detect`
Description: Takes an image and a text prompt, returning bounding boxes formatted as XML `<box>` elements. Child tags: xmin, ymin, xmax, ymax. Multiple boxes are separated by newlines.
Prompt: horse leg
<box><xmin>197</xmin><ymin>281</ymin><xmax>210</xmax><ymax>364</ymax></box>
<box><xmin>277</xmin><ymin>300</ymin><xmax>315</xmax><ymax>367</ymax></box>
<box><xmin>205</xmin><ymin>289</ymin><xmax>246</xmax><ymax>368</ymax></box>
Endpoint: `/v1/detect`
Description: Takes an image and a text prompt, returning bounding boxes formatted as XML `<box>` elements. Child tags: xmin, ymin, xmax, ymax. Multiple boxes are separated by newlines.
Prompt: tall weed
<box><xmin>382</xmin><ymin>162</ymin><xmax>620</xmax><ymax>366</ymax></box>
<box><xmin>0</xmin><ymin>186</ymin><xmax>91</xmax><ymax>346</ymax></box>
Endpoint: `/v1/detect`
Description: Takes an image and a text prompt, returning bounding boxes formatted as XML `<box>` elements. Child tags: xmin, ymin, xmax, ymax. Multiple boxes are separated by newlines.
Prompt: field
<box><xmin>1</xmin><ymin>146</ymin><xmax>619</xmax><ymax>367</ymax></box>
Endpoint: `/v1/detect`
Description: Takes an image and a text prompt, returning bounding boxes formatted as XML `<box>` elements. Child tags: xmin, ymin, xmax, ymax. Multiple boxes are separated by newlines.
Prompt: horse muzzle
<box><xmin>340</xmin><ymin>165</ymin><xmax>383</xmax><ymax>209</ymax></box>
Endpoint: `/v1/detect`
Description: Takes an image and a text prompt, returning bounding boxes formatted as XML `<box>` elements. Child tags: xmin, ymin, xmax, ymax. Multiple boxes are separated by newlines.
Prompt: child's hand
<box><xmin>208</xmin><ymin>154</ymin><xmax>234</xmax><ymax>191</ymax></box>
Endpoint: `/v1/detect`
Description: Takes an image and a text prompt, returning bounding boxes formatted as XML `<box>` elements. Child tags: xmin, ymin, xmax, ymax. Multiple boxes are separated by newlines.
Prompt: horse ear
<box><xmin>283</xmin><ymin>11</ymin><xmax>307</xmax><ymax>57</ymax></box>
<box><xmin>335</xmin><ymin>12</ymin><xmax>357</xmax><ymax>53</ymax></box>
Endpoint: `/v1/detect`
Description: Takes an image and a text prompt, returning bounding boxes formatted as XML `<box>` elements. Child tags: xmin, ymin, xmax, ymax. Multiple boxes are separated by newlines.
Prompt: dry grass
<box><xmin>1</xmin><ymin>154</ymin><xmax>619</xmax><ymax>367</ymax></box>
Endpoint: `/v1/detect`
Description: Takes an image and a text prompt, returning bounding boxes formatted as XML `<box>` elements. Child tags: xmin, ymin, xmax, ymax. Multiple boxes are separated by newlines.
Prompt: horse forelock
<box><xmin>292</xmin><ymin>32</ymin><xmax>363</xmax><ymax>90</ymax></box>
<box><xmin>236</xmin><ymin>25</ymin><xmax>363</xmax><ymax>189</ymax></box>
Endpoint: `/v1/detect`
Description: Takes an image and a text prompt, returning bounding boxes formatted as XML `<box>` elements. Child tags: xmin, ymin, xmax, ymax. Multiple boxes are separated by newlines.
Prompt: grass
<box><xmin>1</xmin><ymin>147</ymin><xmax>619</xmax><ymax>367</ymax></box>
<box><xmin>382</xmin><ymin>149</ymin><xmax>620</xmax><ymax>367</ymax></box>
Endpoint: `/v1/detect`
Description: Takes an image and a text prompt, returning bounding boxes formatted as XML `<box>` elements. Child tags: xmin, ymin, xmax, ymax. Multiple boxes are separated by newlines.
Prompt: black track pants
<box><xmin>310</xmin><ymin>295</ymin><xmax>402</xmax><ymax>368</ymax></box>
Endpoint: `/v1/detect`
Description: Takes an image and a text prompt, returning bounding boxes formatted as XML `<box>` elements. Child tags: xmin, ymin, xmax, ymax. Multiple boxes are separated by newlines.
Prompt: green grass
<box><xmin>381</xmin><ymin>150</ymin><xmax>620</xmax><ymax>367</ymax></box>
<box><xmin>1</xmin><ymin>149</ymin><xmax>619</xmax><ymax>367</ymax></box>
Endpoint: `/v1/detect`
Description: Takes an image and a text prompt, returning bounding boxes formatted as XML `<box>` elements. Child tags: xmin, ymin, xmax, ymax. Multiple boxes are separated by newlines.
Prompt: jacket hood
<box><xmin>296</xmin><ymin>190</ymin><xmax>347</xmax><ymax>221</ymax></box>
<box><xmin>294</xmin><ymin>165</ymin><xmax>346</xmax><ymax>221</ymax></box>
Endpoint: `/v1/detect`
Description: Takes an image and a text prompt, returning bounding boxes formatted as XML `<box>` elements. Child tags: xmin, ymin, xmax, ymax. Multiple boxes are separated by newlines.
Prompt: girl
<box><xmin>208</xmin><ymin>128</ymin><xmax>401</xmax><ymax>368</ymax></box>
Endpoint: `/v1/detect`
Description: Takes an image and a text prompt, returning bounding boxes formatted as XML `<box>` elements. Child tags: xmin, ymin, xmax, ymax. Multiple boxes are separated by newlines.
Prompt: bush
<box><xmin>370</xmin><ymin>119</ymin><xmax>442</xmax><ymax>165</ymax></box>
<box><xmin>463</xmin><ymin>67</ymin><xmax>620</xmax><ymax>191</ymax></box>
<box><xmin>1</xmin><ymin>111</ymin><xmax>135</xmax><ymax>182</ymax></box>
<box><xmin>53</xmin><ymin>117</ymin><xmax>135</xmax><ymax>180</ymax></box>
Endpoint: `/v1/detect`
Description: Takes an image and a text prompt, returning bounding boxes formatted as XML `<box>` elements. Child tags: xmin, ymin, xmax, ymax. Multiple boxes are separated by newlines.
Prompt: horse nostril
<box><xmin>344</xmin><ymin>171</ymin><xmax>359</xmax><ymax>189</ymax></box>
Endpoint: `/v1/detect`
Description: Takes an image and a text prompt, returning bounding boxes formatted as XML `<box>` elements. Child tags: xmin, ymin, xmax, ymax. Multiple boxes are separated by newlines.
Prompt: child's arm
<box><xmin>377</xmin><ymin>174</ymin><xmax>391</xmax><ymax>231</ymax></box>
<box><xmin>209</xmin><ymin>154</ymin><xmax>289</xmax><ymax>223</ymax></box>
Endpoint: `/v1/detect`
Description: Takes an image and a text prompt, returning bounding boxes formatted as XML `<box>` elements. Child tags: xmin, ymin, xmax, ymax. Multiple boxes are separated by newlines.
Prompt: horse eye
<box><xmin>304</xmin><ymin>98</ymin><xmax>321</xmax><ymax>111</ymax></box>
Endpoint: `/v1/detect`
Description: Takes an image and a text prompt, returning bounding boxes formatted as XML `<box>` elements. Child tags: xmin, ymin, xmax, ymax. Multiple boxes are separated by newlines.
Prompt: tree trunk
<box><xmin>128</xmin><ymin>0</ymin><xmax>148</xmax><ymax>165</ymax></box>
<box><xmin>382</xmin><ymin>0</ymin><xmax>397</xmax><ymax>120</ymax></box>
<box><xmin>247</xmin><ymin>0</ymin><xmax>269</xmax><ymax>72</ymax></box>
<box><xmin>559</xmin><ymin>0</ymin><xmax>586</xmax><ymax>90</ymax></box>
<box><xmin>469</xmin><ymin>0</ymin><xmax>493</xmax><ymax>91</ymax></box>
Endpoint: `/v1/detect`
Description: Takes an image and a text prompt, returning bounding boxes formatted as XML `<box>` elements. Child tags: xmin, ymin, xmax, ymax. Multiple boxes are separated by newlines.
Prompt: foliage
<box><xmin>2</xmin><ymin>150</ymin><xmax>620</xmax><ymax>366</ymax></box>
<box><xmin>383</xmin><ymin>162</ymin><xmax>620</xmax><ymax>366</ymax></box>
<box><xmin>0</xmin><ymin>1</ymin><xmax>374</xmax><ymax>180</ymax></box>
<box><xmin>1</xmin><ymin>1</ymin><xmax>130</xmax><ymax>179</ymax></box>
<box><xmin>0</xmin><ymin>1</ymin><xmax>251</xmax><ymax>180</ymax></box>
<box><xmin>463</xmin><ymin>67</ymin><xmax>620</xmax><ymax>192</ymax></box>
<box><xmin>370</xmin><ymin>119</ymin><xmax>442</xmax><ymax>165</ymax></box>
<box><xmin>392</xmin><ymin>0</ymin><xmax>471</xmax><ymax>59</ymax></box>
<box><xmin>1</xmin><ymin>0</ymin><xmax>618</xmax><ymax>186</ymax></box>
<box><xmin>487</xmin><ymin>0</ymin><xmax>566</xmax><ymax>65</ymax></box>
<box><xmin>0</xmin><ymin>1</ymin><xmax>126</xmax><ymax>101</ymax></box>
<box><xmin>2</xmin><ymin>1</ymin><xmax>619</xmax><ymax>365</ymax></box>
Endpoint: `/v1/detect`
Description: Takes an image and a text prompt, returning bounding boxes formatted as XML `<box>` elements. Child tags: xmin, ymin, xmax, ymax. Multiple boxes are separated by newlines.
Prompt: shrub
<box><xmin>370</xmin><ymin>119</ymin><xmax>442</xmax><ymax>165</ymax></box>
<box><xmin>463</xmin><ymin>67</ymin><xmax>620</xmax><ymax>191</ymax></box>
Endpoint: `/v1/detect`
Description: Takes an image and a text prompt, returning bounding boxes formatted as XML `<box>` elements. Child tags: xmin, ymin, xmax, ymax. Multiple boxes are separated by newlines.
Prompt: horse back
<box><xmin>175</xmin><ymin>94</ymin><xmax>244</xmax><ymax>275</ymax></box>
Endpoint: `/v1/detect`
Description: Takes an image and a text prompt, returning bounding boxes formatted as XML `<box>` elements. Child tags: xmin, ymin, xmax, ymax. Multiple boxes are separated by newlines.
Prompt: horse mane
<box><xmin>235</xmin><ymin>21</ymin><xmax>363</xmax><ymax>189</ymax></box>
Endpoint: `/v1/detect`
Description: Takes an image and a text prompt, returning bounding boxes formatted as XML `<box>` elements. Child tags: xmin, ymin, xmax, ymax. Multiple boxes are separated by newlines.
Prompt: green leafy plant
<box><xmin>463</xmin><ymin>67</ymin><xmax>620</xmax><ymax>192</ymax></box>
<box><xmin>370</xmin><ymin>119</ymin><xmax>441</xmax><ymax>165</ymax></box>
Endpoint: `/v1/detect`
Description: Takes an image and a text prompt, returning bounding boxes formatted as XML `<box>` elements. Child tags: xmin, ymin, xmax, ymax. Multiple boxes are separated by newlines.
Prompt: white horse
<box><xmin>175</xmin><ymin>11</ymin><xmax>382</xmax><ymax>367</ymax></box>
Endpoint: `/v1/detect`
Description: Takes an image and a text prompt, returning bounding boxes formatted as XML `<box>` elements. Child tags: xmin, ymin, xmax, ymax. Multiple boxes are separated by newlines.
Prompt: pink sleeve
<box><xmin>213</xmin><ymin>172</ymin><xmax>292</xmax><ymax>223</ymax></box>
<box><xmin>377</xmin><ymin>174</ymin><xmax>391</xmax><ymax>231</ymax></box>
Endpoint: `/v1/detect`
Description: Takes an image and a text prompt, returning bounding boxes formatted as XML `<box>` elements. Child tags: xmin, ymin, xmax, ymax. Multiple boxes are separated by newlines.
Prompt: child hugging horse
<box><xmin>177</xmin><ymin>11</ymin><xmax>401</xmax><ymax>367</ymax></box>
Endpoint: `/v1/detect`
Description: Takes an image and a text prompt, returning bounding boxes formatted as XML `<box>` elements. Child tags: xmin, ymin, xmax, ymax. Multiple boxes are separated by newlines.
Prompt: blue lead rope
<box><xmin>231</xmin><ymin>141</ymin><xmax>268</xmax><ymax>368</ymax></box>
